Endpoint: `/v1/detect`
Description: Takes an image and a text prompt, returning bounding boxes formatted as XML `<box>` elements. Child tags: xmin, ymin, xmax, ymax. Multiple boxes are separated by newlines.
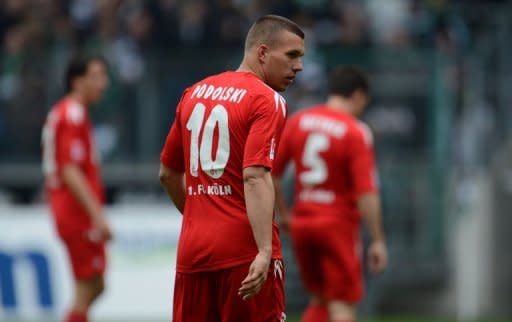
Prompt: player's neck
<box><xmin>68</xmin><ymin>92</ymin><xmax>89</xmax><ymax>109</ymax></box>
<box><xmin>326</xmin><ymin>96</ymin><xmax>355</xmax><ymax>115</ymax></box>
<box><xmin>237</xmin><ymin>58</ymin><xmax>264</xmax><ymax>82</ymax></box>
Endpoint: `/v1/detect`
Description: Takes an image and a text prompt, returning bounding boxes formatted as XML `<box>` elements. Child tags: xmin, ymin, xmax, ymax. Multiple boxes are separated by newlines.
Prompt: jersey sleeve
<box><xmin>55</xmin><ymin>109</ymin><xmax>87</xmax><ymax>170</ymax></box>
<box><xmin>160</xmin><ymin>94</ymin><xmax>186</xmax><ymax>172</ymax></box>
<box><xmin>348</xmin><ymin>123</ymin><xmax>379</xmax><ymax>196</ymax></box>
<box><xmin>244</xmin><ymin>93</ymin><xmax>287</xmax><ymax>170</ymax></box>
<box><xmin>272</xmin><ymin>114</ymin><xmax>296</xmax><ymax>177</ymax></box>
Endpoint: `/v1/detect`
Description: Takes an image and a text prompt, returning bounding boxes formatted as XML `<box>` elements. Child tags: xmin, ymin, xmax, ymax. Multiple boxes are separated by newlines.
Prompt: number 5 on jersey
<box><xmin>186</xmin><ymin>103</ymin><xmax>230</xmax><ymax>179</ymax></box>
<box><xmin>300</xmin><ymin>133</ymin><xmax>330</xmax><ymax>185</ymax></box>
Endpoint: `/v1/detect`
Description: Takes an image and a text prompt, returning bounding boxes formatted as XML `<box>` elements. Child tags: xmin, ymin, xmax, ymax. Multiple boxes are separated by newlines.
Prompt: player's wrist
<box><xmin>257</xmin><ymin>248</ymin><xmax>272</xmax><ymax>258</ymax></box>
<box><xmin>371</xmin><ymin>229</ymin><xmax>385</xmax><ymax>242</ymax></box>
<box><xmin>371</xmin><ymin>238</ymin><xmax>386</xmax><ymax>246</ymax></box>
<box><xmin>90</xmin><ymin>210</ymin><xmax>106</xmax><ymax>224</ymax></box>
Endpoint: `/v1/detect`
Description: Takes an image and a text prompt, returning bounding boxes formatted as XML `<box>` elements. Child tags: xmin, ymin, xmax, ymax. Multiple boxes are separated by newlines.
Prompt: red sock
<box><xmin>302</xmin><ymin>303</ymin><xmax>329</xmax><ymax>322</ymax></box>
<box><xmin>64</xmin><ymin>310</ymin><xmax>88</xmax><ymax>322</ymax></box>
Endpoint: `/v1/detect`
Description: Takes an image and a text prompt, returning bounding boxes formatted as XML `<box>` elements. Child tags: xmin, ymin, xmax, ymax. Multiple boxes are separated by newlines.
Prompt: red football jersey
<box><xmin>160</xmin><ymin>71</ymin><xmax>287</xmax><ymax>273</ymax></box>
<box><xmin>273</xmin><ymin>105</ymin><xmax>378</xmax><ymax>226</ymax></box>
<box><xmin>42</xmin><ymin>97</ymin><xmax>104</xmax><ymax>237</ymax></box>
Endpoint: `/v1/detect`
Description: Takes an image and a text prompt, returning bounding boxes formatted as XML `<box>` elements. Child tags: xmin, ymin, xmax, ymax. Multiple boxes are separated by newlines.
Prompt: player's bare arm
<box><xmin>159</xmin><ymin>164</ymin><xmax>186</xmax><ymax>214</ymax></box>
<box><xmin>272</xmin><ymin>176</ymin><xmax>291</xmax><ymax>233</ymax></box>
<box><xmin>239</xmin><ymin>166</ymin><xmax>274</xmax><ymax>300</ymax></box>
<box><xmin>61</xmin><ymin>164</ymin><xmax>112</xmax><ymax>241</ymax></box>
<box><xmin>357</xmin><ymin>192</ymin><xmax>388</xmax><ymax>275</ymax></box>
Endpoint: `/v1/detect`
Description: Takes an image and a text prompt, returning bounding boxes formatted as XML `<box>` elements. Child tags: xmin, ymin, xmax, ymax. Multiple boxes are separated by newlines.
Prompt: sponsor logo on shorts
<box><xmin>273</xmin><ymin>259</ymin><xmax>283</xmax><ymax>280</ymax></box>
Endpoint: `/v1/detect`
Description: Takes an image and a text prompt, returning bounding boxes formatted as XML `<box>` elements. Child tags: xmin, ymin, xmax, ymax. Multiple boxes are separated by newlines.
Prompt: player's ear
<box><xmin>257</xmin><ymin>44</ymin><xmax>269</xmax><ymax>64</ymax></box>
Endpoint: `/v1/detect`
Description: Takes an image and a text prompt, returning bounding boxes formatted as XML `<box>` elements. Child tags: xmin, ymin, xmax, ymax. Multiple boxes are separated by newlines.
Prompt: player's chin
<box><xmin>91</xmin><ymin>93</ymin><xmax>104</xmax><ymax>104</ymax></box>
<box><xmin>276</xmin><ymin>82</ymin><xmax>290</xmax><ymax>92</ymax></box>
<box><xmin>270</xmin><ymin>80</ymin><xmax>289</xmax><ymax>92</ymax></box>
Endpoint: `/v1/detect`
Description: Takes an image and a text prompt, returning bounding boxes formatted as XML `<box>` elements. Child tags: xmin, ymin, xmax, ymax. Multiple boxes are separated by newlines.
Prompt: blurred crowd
<box><xmin>0</xmin><ymin>0</ymin><xmax>473</xmax><ymax>162</ymax></box>
<box><xmin>0</xmin><ymin>0</ymin><xmax>470</xmax><ymax>52</ymax></box>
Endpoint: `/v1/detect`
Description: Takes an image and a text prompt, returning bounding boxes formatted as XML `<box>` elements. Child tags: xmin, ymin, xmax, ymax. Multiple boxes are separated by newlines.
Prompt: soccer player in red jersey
<box><xmin>41</xmin><ymin>56</ymin><xmax>112</xmax><ymax>322</ymax></box>
<box><xmin>273</xmin><ymin>67</ymin><xmax>388</xmax><ymax>322</ymax></box>
<box><xmin>159</xmin><ymin>15</ymin><xmax>304</xmax><ymax>322</ymax></box>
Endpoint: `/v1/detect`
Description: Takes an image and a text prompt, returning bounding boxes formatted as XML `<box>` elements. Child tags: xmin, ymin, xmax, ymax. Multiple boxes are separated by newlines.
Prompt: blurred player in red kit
<box><xmin>42</xmin><ymin>56</ymin><xmax>112</xmax><ymax>322</ymax></box>
<box><xmin>159</xmin><ymin>15</ymin><xmax>304</xmax><ymax>322</ymax></box>
<box><xmin>273</xmin><ymin>66</ymin><xmax>388</xmax><ymax>322</ymax></box>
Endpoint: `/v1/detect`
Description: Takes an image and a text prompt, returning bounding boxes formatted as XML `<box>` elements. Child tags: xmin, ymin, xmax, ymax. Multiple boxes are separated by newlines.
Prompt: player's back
<box><xmin>275</xmin><ymin>105</ymin><xmax>377</xmax><ymax>226</ymax></box>
<box><xmin>168</xmin><ymin>71</ymin><xmax>286</xmax><ymax>273</ymax></box>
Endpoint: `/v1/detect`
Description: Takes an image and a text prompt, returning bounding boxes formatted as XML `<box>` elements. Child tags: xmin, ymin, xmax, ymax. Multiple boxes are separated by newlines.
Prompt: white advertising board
<box><xmin>0</xmin><ymin>203</ymin><xmax>182</xmax><ymax>321</ymax></box>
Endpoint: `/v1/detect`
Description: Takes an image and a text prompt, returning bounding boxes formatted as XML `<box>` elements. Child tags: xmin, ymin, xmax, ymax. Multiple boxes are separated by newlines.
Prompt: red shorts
<box><xmin>173</xmin><ymin>259</ymin><xmax>286</xmax><ymax>322</ymax></box>
<box><xmin>61</xmin><ymin>231</ymin><xmax>106</xmax><ymax>280</ymax></box>
<box><xmin>290</xmin><ymin>218</ymin><xmax>363</xmax><ymax>303</ymax></box>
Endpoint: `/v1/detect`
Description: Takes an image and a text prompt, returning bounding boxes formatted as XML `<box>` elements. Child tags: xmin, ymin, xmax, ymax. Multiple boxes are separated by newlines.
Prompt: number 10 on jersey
<box><xmin>186</xmin><ymin>103</ymin><xmax>230</xmax><ymax>179</ymax></box>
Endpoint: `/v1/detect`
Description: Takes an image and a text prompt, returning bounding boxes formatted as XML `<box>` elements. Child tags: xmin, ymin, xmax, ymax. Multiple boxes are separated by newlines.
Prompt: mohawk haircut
<box><xmin>244</xmin><ymin>15</ymin><xmax>304</xmax><ymax>51</ymax></box>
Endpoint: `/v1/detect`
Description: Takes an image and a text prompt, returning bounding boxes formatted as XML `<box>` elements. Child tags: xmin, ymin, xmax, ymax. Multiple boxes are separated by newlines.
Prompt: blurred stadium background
<box><xmin>1</xmin><ymin>0</ymin><xmax>511</xmax><ymax>321</ymax></box>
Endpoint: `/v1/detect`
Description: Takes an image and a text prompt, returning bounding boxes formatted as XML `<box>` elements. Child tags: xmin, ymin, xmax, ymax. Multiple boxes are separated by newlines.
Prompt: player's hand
<box><xmin>367</xmin><ymin>240</ymin><xmax>387</xmax><ymax>275</ymax></box>
<box><xmin>90</xmin><ymin>215</ymin><xmax>113</xmax><ymax>242</ymax></box>
<box><xmin>238</xmin><ymin>251</ymin><xmax>271</xmax><ymax>300</ymax></box>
